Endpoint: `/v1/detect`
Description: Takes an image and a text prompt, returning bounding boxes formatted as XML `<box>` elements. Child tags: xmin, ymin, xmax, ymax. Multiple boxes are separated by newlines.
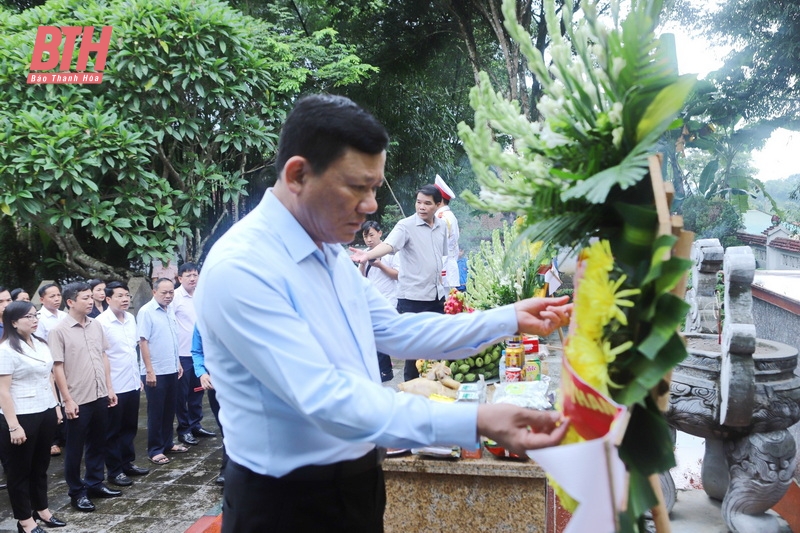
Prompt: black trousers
<box><xmin>106</xmin><ymin>389</ymin><xmax>141</xmax><ymax>478</ymax></box>
<box><xmin>377</xmin><ymin>352</ymin><xmax>393</xmax><ymax>382</ymax></box>
<box><xmin>176</xmin><ymin>357</ymin><xmax>204</xmax><ymax>435</ymax></box>
<box><xmin>143</xmin><ymin>372</ymin><xmax>178</xmax><ymax>457</ymax></box>
<box><xmin>64</xmin><ymin>397</ymin><xmax>109</xmax><ymax>498</ymax></box>
<box><xmin>222</xmin><ymin>451</ymin><xmax>385</xmax><ymax>533</ymax></box>
<box><xmin>206</xmin><ymin>389</ymin><xmax>228</xmax><ymax>474</ymax></box>
<box><xmin>397</xmin><ymin>297</ymin><xmax>445</xmax><ymax>381</ymax></box>
<box><xmin>0</xmin><ymin>408</ymin><xmax>58</xmax><ymax>519</ymax></box>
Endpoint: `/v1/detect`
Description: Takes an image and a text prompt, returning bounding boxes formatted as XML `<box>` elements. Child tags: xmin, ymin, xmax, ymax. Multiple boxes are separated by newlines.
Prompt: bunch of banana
<box><xmin>441</xmin><ymin>343</ymin><xmax>504</xmax><ymax>383</ymax></box>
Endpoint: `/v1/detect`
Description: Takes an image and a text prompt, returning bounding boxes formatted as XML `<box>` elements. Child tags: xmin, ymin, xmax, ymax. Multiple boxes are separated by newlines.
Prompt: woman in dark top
<box><xmin>87</xmin><ymin>279</ymin><xmax>108</xmax><ymax>319</ymax></box>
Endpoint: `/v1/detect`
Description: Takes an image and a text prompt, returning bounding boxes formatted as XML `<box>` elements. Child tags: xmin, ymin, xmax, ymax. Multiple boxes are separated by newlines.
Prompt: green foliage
<box><xmin>461</xmin><ymin>3</ymin><xmax>696</xmax><ymax>528</ymax></box>
<box><xmin>466</xmin><ymin>220</ymin><xmax>554</xmax><ymax>309</ymax></box>
<box><xmin>680</xmin><ymin>195</ymin><xmax>743</xmax><ymax>248</ymax></box>
<box><xmin>0</xmin><ymin>0</ymin><xmax>373</xmax><ymax>278</ymax></box>
<box><xmin>459</xmin><ymin>0</ymin><xmax>695</xmax><ymax>250</ymax></box>
<box><xmin>700</xmin><ymin>0</ymin><xmax>800</xmax><ymax>130</ymax></box>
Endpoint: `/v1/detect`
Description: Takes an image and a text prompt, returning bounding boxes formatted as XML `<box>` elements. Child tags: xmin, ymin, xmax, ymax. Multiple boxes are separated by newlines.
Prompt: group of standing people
<box><xmin>351</xmin><ymin>174</ymin><xmax>462</xmax><ymax>382</ymax></box>
<box><xmin>0</xmin><ymin>263</ymin><xmax>223</xmax><ymax>533</ymax></box>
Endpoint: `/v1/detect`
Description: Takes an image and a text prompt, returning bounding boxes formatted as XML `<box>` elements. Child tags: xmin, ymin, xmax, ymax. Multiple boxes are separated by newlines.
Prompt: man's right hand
<box><xmin>199</xmin><ymin>374</ymin><xmax>214</xmax><ymax>390</ymax></box>
<box><xmin>64</xmin><ymin>399</ymin><xmax>79</xmax><ymax>419</ymax></box>
<box><xmin>477</xmin><ymin>404</ymin><xmax>569</xmax><ymax>455</ymax></box>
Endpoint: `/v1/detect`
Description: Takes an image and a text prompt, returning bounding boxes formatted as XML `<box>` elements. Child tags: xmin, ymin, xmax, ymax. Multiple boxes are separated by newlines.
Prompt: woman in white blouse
<box><xmin>0</xmin><ymin>301</ymin><xmax>66</xmax><ymax>533</ymax></box>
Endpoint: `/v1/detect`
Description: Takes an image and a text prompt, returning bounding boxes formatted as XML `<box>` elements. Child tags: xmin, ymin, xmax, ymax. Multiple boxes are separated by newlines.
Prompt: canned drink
<box><xmin>505</xmin><ymin>367</ymin><xmax>521</xmax><ymax>382</ymax></box>
<box><xmin>522</xmin><ymin>358</ymin><xmax>541</xmax><ymax>381</ymax></box>
<box><xmin>505</xmin><ymin>345</ymin><xmax>523</xmax><ymax>368</ymax></box>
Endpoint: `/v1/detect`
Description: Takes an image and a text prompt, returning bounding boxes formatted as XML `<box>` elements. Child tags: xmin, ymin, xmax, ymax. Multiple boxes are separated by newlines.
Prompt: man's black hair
<box><xmin>105</xmin><ymin>281</ymin><xmax>130</xmax><ymax>298</ymax></box>
<box><xmin>417</xmin><ymin>184</ymin><xmax>442</xmax><ymax>204</ymax></box>
<box><xmin>38</xmin><ymin>283</ymin><xmax>60</xmax><ymax>298</ymax></box>
<box><xmin>361</xmin><ymin>220</ymin><xmax>381</xmax><ymax>234</ymax></box>
<box><xmin>178</xmin><ymin>262</ymin><xmax>199</xmax><ymax>276</ymax></box>
<box><xmin>62</xmin><ymin>281</ymin><xmax>91</xmax><ymax>307</ymax></box>
<box><xmin>153</xmin><ymin>277</ymin><xmax>174</xmax><ymax>291</ymax></box>
<box><xmin>275</xmin><ymin>94</ymin><xmax>389</xmax><ymax>175</ymax></box>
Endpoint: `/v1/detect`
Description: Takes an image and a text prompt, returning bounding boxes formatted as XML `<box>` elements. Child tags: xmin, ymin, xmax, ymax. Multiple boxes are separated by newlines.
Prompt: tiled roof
<box><xmin>771</xmin><ymin>237</ymin><xmax>800</xmax><ymax>253</ymax></box>
<box><xmin>736</xmin><ymin>232</ymin><xmax>767</xmax><ymax>246</ymax></box>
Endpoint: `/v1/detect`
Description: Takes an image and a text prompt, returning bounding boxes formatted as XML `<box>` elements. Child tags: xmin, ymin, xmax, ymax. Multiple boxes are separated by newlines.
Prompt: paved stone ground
<box><xmin>0</xmin><ymin>395</ymin><xmax>224</xmax><ymax>533</ymax></box>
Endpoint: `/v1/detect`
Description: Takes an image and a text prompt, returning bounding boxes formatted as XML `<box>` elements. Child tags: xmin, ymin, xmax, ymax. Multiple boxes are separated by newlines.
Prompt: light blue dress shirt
<box><xmin>136</xmin><ymin>298</ymin><xmax>179</xmax><ymax>376</ymax></box>
<box><xmin>195</xmin><ymin>190</ymin><xmax>518</xmax><ymax>477</ymax></box>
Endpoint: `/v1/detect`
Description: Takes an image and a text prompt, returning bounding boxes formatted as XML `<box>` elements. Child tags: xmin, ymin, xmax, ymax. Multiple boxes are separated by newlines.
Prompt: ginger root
<box><xmin>397</xmin><ymin>378</ymin><xmax>459</xmax><ymax>399</ymax></box>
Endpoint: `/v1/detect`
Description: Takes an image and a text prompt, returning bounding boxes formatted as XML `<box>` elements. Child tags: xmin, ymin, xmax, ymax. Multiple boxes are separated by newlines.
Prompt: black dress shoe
<box><xmin>109</xmin><ymin>472</ymin><xmax>133</xmax><ymax>487</ymax></box>
<box><xmin>17</xmin><ymin>522</ymin><xmax>46</xmax><ymax>533</ymax></box>
<box><xmin>192</xmin><ymin>427</ymin><xmax>216</xmax><ymax>438</ymax></box>
<box><xmin>32</xmin><ymin>510</ymin><xmax>67</xmax><ymax>527</ymax></box>
<box><xmin>0</xmin><ymin>481</ymin><xmax>6</xmax><ymax>490</ymax></box>
<box><xmin>178</xmin><ymin>432</ymin><xmax>199</xmax><ymax>445</ymax></box>
<box><xmin>70</xmin><ymin>496</ymin><xmax>95</xmax><ymax>512</ymax></box>
<box><xmin>87</xmin><ymin>484</ymin><xmax>122</xmax><ymax>498</ymax></box>
<box><xmin>123</xmin><ymin>464</ymin><xmax>150</xmax><ymax>476</ymax></box>
<box><xmin>215</xmin><ymin>474</ymin><xmax>225</xmax><ymax>486</ymax></box>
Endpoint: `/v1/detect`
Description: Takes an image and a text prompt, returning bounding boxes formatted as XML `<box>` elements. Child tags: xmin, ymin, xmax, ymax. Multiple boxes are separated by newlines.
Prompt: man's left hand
<box><xmin>348</xmin><ymin>247</ymin><xmax>369</xmax><ymax>264</ymax></box>
<box><xmin>108</xmin><ymin>391</ymin><xmax>118</xmax><ymax>408</ymax></box>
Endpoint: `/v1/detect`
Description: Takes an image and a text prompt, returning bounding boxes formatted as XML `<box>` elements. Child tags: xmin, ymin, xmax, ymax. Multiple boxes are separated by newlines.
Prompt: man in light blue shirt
<box><xmin>195</xmin><ymin>94</ymin><xmax>572</xmax><ymax>533</ymax></box>
<box><xmin>137</xmin><ymin>279</ymin><xmax>184</xmax><ymax>465</ymax></box>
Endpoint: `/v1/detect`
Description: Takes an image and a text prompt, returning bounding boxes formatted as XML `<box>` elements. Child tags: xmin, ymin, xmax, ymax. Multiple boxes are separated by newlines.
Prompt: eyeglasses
<box><xmin>21</xmin><ymin>314</ymin><xmax>38</xmax><ymax>320</ymax></box>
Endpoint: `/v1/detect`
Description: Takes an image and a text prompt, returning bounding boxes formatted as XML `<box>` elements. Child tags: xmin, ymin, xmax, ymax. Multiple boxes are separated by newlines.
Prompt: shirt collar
<box><xmin>260</xmin><ymin>189</ymin><xmax>335</xmax><ymax>265</ymax></box>
<box><xmin>63</xmin><ymin>314</ymin><xmax>92</xmax><ymax>328</ymax></box>
<box><xmin>413</xmin><ymin>213</ymin><xmax>437</xmax><ymax>228</ymax></box>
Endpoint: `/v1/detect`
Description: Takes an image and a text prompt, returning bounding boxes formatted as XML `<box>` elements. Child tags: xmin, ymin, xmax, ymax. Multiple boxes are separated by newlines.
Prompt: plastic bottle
<box><xmin>499</xmin><ymin>349</ymin><xmax>506</xmax><ymax>383</ymax></box>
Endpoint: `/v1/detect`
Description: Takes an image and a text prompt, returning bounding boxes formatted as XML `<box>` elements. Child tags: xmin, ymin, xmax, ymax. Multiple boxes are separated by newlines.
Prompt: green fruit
<box><xmin>458</xmin><ymin>364</ymin><xmax>471</xmax><ymax>374</ymax></box>
<box><xmin>475</xmin><ymin>357</ymin><xmax>484</xmax><ymax>368</ymax></box>
<box><xmin>484</xmin><ymin>362</ymin><xmax>496</xmax><ymax>371</ymax></box>
<box><xmin>454</xmin><ymin>373</ymin><xmax>464</xmax><ymax>382</ymax></box>
<box><xmin>466</xmin><ymin>357</ymin><xmax>475</xmax><ymax>367</ymax></box>
<box><xmin>465</xmin><ymin>373</ymin><xmax>476</xmax><ymax>382</ymax></box>
<box><xmin>450</xmin><ymin>362</ymin><xmax>458</xmax><ymax>374</ymax></box>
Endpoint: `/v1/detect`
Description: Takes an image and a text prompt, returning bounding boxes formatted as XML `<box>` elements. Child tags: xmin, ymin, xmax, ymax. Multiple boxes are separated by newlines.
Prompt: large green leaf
<box><xmin>636</xmin><ymin>75</ymin><xmax>697</xmax><ymax>142</ymax></box>
<box><xmin>698</xmin><ymin>159</ymin><xmax>719</xmax><ymax>194</ymax></box>
<box><xmin>560</xmin><ymin>149</ymin><xmax>650</xmax><ymax>204</ymax></box>
<box><xmin>636</xmin><ymin>294</ymin><xmax>690</xmax><ymax>359</ymax></box>
<box><xmin>614</xmin><ymin>333</ymin><xmax>688</xmax><ymax>405</ymax></box>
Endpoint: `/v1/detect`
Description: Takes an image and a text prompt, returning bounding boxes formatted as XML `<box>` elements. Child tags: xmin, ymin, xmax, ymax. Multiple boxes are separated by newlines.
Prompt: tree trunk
<box><xmin>33</xmin><ymin>218</ymin><xmax>132</xmax><ymax>280</ymax></box>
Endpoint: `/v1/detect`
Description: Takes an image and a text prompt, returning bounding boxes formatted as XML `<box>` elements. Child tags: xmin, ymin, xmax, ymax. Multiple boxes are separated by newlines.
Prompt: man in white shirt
<box><xmin>96</xmin><ymin>282</ymin><xmax>150</xmax><ymax>487</ymax></box>
<box><xmin>35</xmin><ymin>284</ymin><xmax>67</xmax><ymax>342</ymax></box>
<box><xmin>173</xmin><ymin>263</ymin><xmax>214</xmax><ymax>446</ymax></box>
<box><xmin>36</xmin><ymin>283</ymin><xmax>69</xmax><ymax>457</ymax></box>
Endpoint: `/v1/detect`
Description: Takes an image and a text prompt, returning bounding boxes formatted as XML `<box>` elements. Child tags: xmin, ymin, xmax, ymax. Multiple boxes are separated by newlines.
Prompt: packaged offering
<box><xmin>492</xmin><ymin>380</ymin><xmax>551</xmax><ymax>410</ymax></box>
<box><xmin>522</xmin><ymin>354</ymin><xmax>541</xmax><ymax>381</ymax></box>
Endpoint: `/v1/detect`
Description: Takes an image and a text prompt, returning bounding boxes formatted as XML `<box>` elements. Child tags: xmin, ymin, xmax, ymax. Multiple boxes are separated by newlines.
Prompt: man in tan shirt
<box><xmin>51</xmin><ymin>282</ymin><xmax>119</xmax><ymax>512</ymax></box>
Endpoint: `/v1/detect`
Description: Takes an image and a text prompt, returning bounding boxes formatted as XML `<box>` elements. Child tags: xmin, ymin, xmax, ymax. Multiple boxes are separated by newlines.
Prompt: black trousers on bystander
<box><xmin>397</xmin><ymin>297</ymin><xmax>445</xmax><ymax>381</ymax></box>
